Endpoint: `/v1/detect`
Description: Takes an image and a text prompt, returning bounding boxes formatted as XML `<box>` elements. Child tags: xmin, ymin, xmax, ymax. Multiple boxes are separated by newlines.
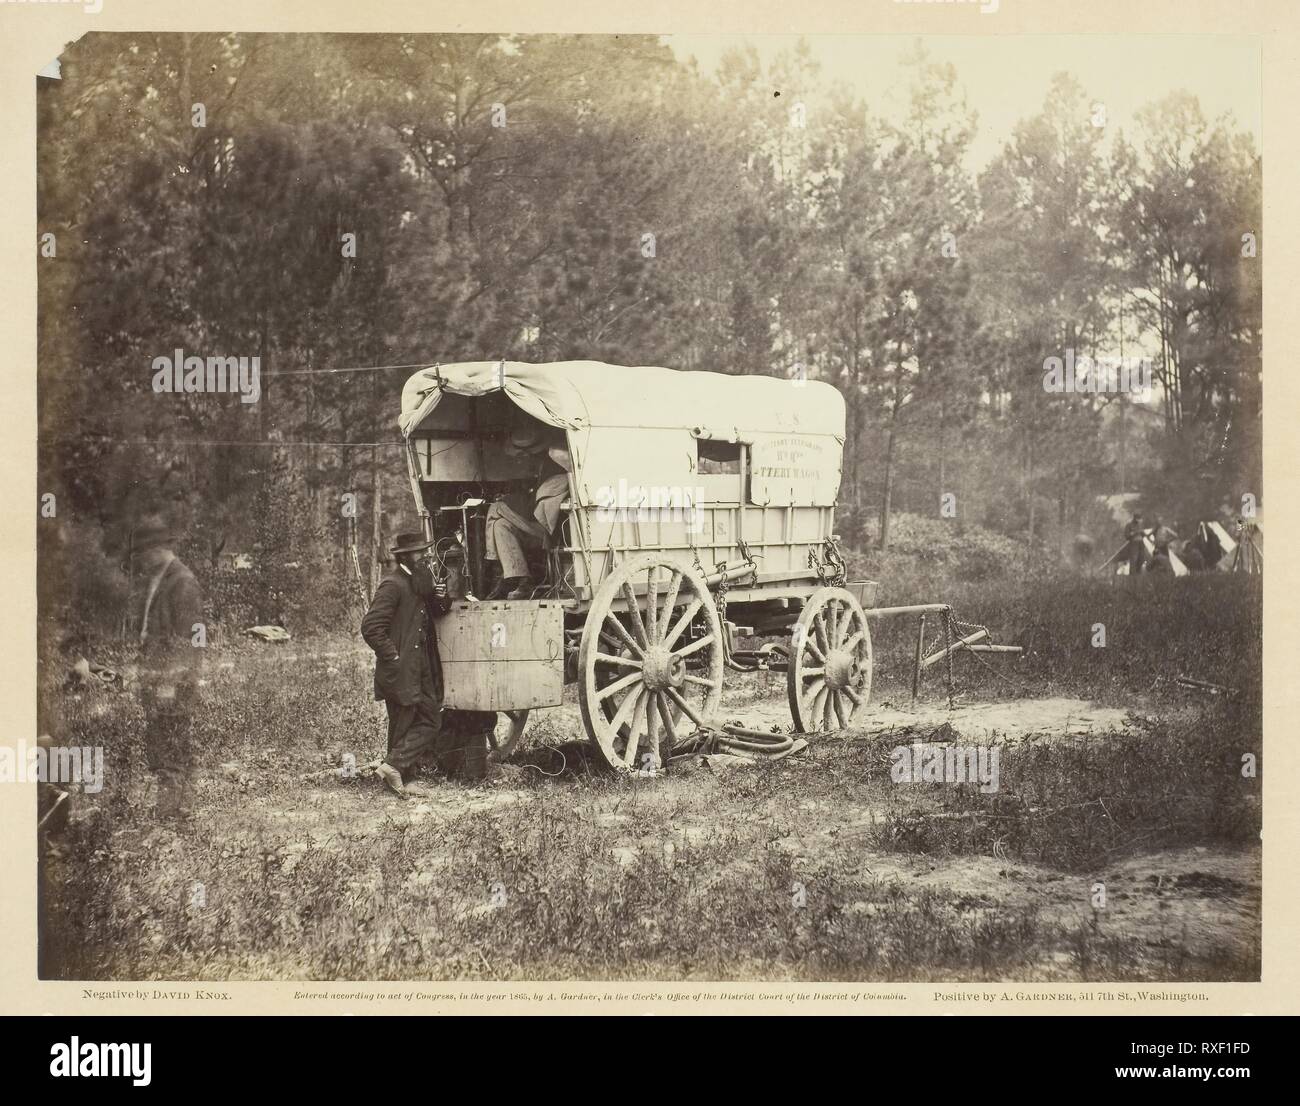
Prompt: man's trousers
<box><xmin>384</xmin><ymin>693</ymin><xmax>443</xmax><ymax>778</ymax></box>
<box><xmin>142</xmin><ymin>680</ymin><xmax>197</xmax><ymax>818</ymax></box>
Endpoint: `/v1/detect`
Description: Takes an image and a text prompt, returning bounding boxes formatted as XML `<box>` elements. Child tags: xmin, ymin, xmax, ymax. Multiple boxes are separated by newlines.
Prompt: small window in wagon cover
<box><xmin>697</xmin><ymin>438</ymin><xmax>743</xmax><ymax>475</ymax></box>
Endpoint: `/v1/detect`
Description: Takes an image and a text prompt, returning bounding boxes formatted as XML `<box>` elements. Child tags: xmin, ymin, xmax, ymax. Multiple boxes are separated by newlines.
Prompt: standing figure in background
<box><xmin>132</xmin><ymin>515</ymin><xmax>204</xmax><ymax>823</ymax></box>
<box><xmin>1123</xmin><ymin>512</ymin><xmax>1148</xmax><ymax>575</ymax></box>
<box><xmin>1148</xmin><ymin>517</ymin><xmax>1180</xmax><ymax>573</ymax></box>
<box><xmin>361</xmin><ymin>531</ymin><xmax>450</xmax><ymax>798</ymax></box>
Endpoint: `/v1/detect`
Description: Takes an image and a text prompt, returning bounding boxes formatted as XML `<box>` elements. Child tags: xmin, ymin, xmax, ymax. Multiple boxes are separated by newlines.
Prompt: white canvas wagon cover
<box><xmin>399</xmin><ymin>360</ymin><xmax>847</xmax><ymax>506</ymax></box>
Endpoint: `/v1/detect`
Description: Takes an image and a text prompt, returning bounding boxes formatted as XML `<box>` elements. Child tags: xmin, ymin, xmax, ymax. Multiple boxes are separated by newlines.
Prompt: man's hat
<box><xmin>504</xmin><ymin>423</ymin><xmax>546</xmax><ymax>457</ymax></box>
<box><xmin>389</xmin><ymin>531</ymin><xmax>435</xmax><ymax>555</ymax></box>
<box><xmin>131</xmin><ymin>514</ymin><xmax>176</xmax><ymax>554</ymax></box>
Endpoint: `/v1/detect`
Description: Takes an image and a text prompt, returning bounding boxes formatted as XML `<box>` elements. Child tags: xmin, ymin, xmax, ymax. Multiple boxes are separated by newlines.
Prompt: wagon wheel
<box><xmin>787</xmin><ymin>587</ymin><xmax>872</xmax><ymax>733</ymax></box>
<box><xmin>579</xmin><ymin>554</ymin><xmax>724</xmax><ymax>770</ymax></box>
<box><xmin>487</xmin><ymin>710</ymin><xmax>530</xmax><ymax>763</ymax></box>
<box><xmin>593</xmin><ymin>641</ymin><xmax>686</xmax><ymax>739</ymax></box>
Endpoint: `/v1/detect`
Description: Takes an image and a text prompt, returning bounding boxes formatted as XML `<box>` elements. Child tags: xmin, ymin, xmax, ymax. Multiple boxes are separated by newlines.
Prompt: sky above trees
<box><xmin>667</xmin><ymin>34</ymin><xmax>1261</xmax><ymax>170</ymax></box>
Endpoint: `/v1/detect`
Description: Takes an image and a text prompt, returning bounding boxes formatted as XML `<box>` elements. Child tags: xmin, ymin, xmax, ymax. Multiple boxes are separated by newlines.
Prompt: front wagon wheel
<box><xmin>578</xmin><ymin>554</ymin><xmax>723</xmax><ymax>771</ymax></box>
<box><xmin>488</xmin><ymin>710</ymin><xmax>530</xmax><ymax>763</ymax></box>
<box><xmin>787</xmin><ymin>587</ymin><xmax>872</xmax><ymax>733</ymax></box>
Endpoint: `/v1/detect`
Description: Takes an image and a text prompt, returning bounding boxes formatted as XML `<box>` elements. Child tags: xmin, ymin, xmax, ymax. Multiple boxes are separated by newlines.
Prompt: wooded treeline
<box><xmin>36</xmin><ymin>33</ymin><xmax>1261</xmax><ymax>629</ymax></box>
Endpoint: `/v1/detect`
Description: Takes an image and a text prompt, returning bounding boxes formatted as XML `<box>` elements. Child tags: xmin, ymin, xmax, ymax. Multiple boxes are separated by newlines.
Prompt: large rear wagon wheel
<box><xmin>578</xmin><ymin>554</ymin><xmax>723</xmax><ymax>771</ymax></box>
<box><xmin>788</xmin><ymin>587</ymin><xmax>872</xmax><ymax>733</ymax></box>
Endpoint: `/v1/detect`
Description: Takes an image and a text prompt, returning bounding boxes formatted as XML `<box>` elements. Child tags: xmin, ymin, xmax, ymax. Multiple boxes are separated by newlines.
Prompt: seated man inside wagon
<box><xmin>484</xmin><ymin>423</ymin><xmax>572</xmax><ymax>598</ymax></box>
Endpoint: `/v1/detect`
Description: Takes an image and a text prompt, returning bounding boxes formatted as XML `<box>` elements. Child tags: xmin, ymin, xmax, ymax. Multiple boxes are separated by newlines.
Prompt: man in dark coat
<box><xmin>132</xmin><ymin>515</ymin><xmax>204</xmax><ymax>821</ymax></box>
<box><xmin>361</xmin><ymin>531</ymin><xmax>451</xmax><ymax>797</ymax></box>
<box><xmin>1123</xmin><ymin>512</ymin><xmax>1148</xmax><ymax>576</ymax></box>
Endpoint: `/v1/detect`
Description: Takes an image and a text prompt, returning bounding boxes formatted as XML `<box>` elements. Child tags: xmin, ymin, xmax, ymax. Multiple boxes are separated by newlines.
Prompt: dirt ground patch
<box><xmin>730</xmin><ymin>693</ymin><xmax>1145</xmax><ymax>745</ymax></box>
<box><xmin>42</xmin><ymin>639</ymin><xmax>1261</xmax><ymax>982</ymax></box>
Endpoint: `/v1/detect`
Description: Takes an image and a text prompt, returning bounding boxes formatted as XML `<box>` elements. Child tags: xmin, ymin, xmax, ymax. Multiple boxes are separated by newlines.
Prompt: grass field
<box><xmin>38</xmin><ymin>572</ymin><xmax>1262</xmax><ymax>982</ymax></box>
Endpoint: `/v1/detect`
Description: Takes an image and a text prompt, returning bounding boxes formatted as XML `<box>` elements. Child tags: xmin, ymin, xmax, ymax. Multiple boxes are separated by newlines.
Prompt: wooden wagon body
<box><xmin>399</xmin><ymin>360</ymin><xmax>875</xmax><ymax>768</ymax></box>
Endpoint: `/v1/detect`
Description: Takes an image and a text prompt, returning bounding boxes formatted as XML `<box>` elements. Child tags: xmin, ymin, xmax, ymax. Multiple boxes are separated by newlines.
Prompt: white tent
<box><xmin>1103</xmin><ymin>534</ymin><xmax>1189</xmax><ymax>576</ymax></box>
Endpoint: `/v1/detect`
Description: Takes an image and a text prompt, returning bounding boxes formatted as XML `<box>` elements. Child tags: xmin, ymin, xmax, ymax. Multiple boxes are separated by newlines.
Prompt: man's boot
<box><xmin>488</xmin><ymin>575</ymin><xmax>526</xmax><ymax>599</ymax></box>
<box><xmin>375</xmin><ymin>762</ymin><xmax>407</xmax><ymax>798</ymax></box>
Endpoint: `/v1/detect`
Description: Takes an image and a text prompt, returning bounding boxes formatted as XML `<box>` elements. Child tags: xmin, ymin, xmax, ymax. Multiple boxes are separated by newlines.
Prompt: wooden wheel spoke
<box><xmin>603</xmin><ymin>613</ymin><xmax>645</xmax><ymax>659</ymax></box>
<box><xmin>844</xmin><ymin>686</ymin><xmax>863</xmax><ymax>707</ymax></box>
<box><xmin>609</xmin><ymin>686</ymin><xmax>644</xmax><ymax>736</ymax></box>
<box><xmin>807</xmin><ymin>684</ymin><xmax>828</xmax><ymax>727</ymax></box>
<box><xmin>839</xmin><ymin>606</ymin><xmax>854</xmax><ymax>647</ymax></box>
<box><xmin>673</xmin><ymin>633</ymin><xmax>715</xmax><ymax>660</ymax></box>
<box><xmin>665</xmin><ymin>687</ymin><xmax>707</xmax><ymax>729</ymax></box>
<box><xmin>646</xmin><ymin>566</ymin><xmax>660</xmax><ymax>643</ymax></box>
<box><xmin>663</xmin><ymin>597</ymin><xmax>702</xmax><ymax>650</ymax></box>
<box><xmin>620</xmin><ymin>580</ymin><xmax>650</xmax><ymax>648</ymax></box>
<box><xmin>616</xmin><ymin>696</ymin><xmax>642</xmax><ymax>764</ymax></box>
<box><xmin>833</xmin><ymin>693</ymin><xmax>848</xmax><ymax>729</ymax></box>
<box><xmin>841</xmin><ymin>630</ymin><xmax>864</xmax><ymax>655</ymax></box>
<box><xmin>656</xmin><ymin>695</ymin><xmax>678</xmax><ymax>748</ymax></box>
<box><xmin>658</xmin><ymin>570</ymin><xmax>684</xmax><ymax>642</ymax></box>
<box><xmin>803</xmin><ymin>633</ymin><xmax>826</xmax><ymax>662</ymax></box>
<box><xmin>800</xmin><ymin>666</ymin><xmax>825</xmax><ymax>679</ymax></box>
<box><xmin>622</xmin><ymin>693</ymin><xmax>650</xmax><ymax>765</ymax></box>
<box><xmin>595</xmin><ymin>652</ymin><xmax>642</xmax><ymax>670</ymax></box>
<box><xmin>644</xmin><ymin>691</ymin><xmax>659</xmax><ymax>758</ymax></box>
<box><xmin>813</xmin><ymin>614</ymin><xmax>830</xmax><ymax>656</ymax></box>
<box><xmin>596</xmin><ymin>668</ymin><xmax>645</xmax><ymax>703</ymax></box>
<box><xmin>683</xmin><ymin>673</ymin><xmax>719</xmax><ymax>689</ymax></box>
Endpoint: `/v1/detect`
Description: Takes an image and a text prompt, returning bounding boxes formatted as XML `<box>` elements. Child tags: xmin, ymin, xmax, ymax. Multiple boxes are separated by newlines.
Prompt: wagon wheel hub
<box><xmin>641</xmin><ymin>646</ymin><xmax>686</xmax><ymax>691</ymax></box>
<box><xmin>825</xmin><ymin>649</ymin><xmax>857</xmax><ymax>690</ymax></box>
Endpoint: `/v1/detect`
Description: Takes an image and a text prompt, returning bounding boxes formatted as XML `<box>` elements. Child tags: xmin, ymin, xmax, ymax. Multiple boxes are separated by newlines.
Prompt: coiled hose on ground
<box><xmin>671</xmin><ymin>722</ymin><xmax>799</xmax><ymax>759</ymax></box>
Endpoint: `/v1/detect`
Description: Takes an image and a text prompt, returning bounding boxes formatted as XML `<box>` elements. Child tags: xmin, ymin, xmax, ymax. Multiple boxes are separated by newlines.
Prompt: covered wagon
<box><xmin>398</xmin><ymin>360</ymin><xmax>876</xmax><ymax>769</ymax></box>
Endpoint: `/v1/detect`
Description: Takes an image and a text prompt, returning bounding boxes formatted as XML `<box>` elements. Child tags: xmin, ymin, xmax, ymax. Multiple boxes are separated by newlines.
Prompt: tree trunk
<box><xmin>879</xmin><ymin>417</ymin><xmax>897</xmax><ymax>552</ymax></box>
<box><xmin>1026</xmin><ymin>437</ymin><xmax>1035</xmax><ymax>543</ymax></box>
<box><xmin>937</xmin><ymin>396</ymin><xmax>946</xmax><ymax>501</ymax></box>
<box><xmin>1118</xmin><ymin>395</ymin><xmax>1127</xmax><ymax>492</ymax></box>
<box><xmin>846</xmin><ymin>390</ymin><xmax>860</xmax><ymax>506</ymax></box>
<box><xmin>370</xmin><ymin>459</ymin><xmax>383</xmax><ymax>595</ymax></box>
